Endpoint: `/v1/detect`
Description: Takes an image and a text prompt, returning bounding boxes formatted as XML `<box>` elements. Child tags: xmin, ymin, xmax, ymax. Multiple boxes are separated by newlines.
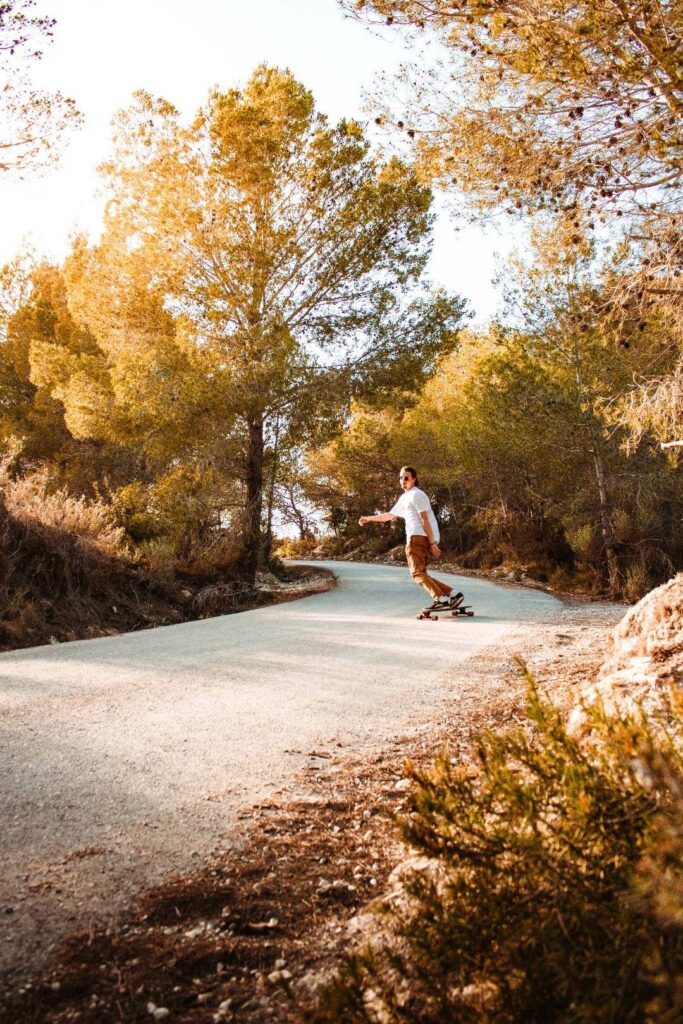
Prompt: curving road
<box><xmin>0</xmin><ymin>561</ymin><xmax>560</xmax><ymax>979</ymax></box>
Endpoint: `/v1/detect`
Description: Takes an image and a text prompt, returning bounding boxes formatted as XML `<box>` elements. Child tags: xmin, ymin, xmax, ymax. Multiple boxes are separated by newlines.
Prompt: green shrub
<box><xmin>308</xmin><ymin>681</ymin><xmax>683</xmax><ymax>1024</ymax></box>
<box><xmin>624</xmin><ymin>563</ymin><xmax>651</xmax><ymax>604</ymax></box>
<box><xmin>277</xmin><ymin>535</ymin><xmax>321</xmax><ymax>559</ymax></box>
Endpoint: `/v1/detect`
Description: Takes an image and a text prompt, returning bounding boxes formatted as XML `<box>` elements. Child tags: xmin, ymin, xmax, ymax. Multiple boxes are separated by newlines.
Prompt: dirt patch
<box><xmin>0</xmin><ymin>598</ymin><xmax>623</xmax><ymax>1023</ymax></box>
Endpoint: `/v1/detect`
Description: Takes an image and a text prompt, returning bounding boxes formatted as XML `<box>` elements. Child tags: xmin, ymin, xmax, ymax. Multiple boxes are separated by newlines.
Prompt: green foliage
<box><xmin>275</xmin><ymin>535</ymin><xmax>320</xmax><ymax>560</ymax></box>
<box><xmin>309</xmin><ymin>682</ymin><xmax>683</xmax><ymax>1023</ymax></box>
<box><xmin>304</xmin><ymin>238</ymin><xmax>683</xmax><ymax>597</ymax></box>
<box><xmin>30</xmin><ymin>66</ymin><xmax>465</xmax><ymax>581</ymax></box>
<box><xmin>305</xmin><ymin>405</ymin><xmax>406</xmax><ymax>539</ymax></box>
<box><xmin>347</xmin><ymin>0</ymin><xmax>683</xmax><ymax>444</ymax></box>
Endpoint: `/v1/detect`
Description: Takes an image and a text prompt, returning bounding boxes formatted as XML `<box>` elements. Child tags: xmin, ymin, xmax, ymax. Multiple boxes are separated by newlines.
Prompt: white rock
<box><xmin>147</xmin><ymin>1004</ymin><xmax>170</xmax><ymax>1021</ymax></box>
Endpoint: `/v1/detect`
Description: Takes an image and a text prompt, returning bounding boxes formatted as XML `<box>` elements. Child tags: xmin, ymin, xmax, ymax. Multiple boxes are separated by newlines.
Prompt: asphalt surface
<box><xmin>0</xmin><ymin>560</ymin><xmax>560</xmax><ymax>980</ymax></box>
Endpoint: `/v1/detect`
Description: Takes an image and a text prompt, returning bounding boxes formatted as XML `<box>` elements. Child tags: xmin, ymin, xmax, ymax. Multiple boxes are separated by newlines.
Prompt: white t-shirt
<box><xmin>390</xmin><ymin>486</ymin><xmax>440</xmax><ymax>543</ymax></box>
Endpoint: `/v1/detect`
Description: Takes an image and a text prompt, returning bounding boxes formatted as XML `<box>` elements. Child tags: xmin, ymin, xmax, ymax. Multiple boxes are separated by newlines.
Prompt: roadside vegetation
<box><xmin>0</xmin><ymin>462</ymin><xmax>333</xmax><ymax>651</ymax></box>
<box><xmin>278</xmin><ymin>0</ymin><xmax>683</xmax><ymax>602</ymax></box>
<box><xmin>3</xmin><ymin>1</ymin><xmax>682</xmax><ymax>626</ymax></box>
<box><xmin>0</xmin><ymin>56</ymin><xmax>464</xmax><ymax>647</ymax></box>
<box><xmin>308</xmin><ymin>680</ymin><xmax>683</xmax><ymax>1023</ymax></box>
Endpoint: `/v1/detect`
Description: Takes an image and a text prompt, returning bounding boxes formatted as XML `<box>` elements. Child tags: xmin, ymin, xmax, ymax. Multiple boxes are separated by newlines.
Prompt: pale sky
<box><xmin>1</xmin><ymin>0</ymin><xmax>519</xmax><ymax>323</ymax></box>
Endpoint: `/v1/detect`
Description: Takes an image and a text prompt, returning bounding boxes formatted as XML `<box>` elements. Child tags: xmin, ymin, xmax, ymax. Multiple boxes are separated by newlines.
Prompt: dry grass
<box><xmin>0</xmin><ymin>471</ymin><xmax>185</xmax><ymax>650</ymax></box>
<box><xmin>0</xmin><ymin>471</ymin><xmax>335</xmax><ymax>651</ymax></box>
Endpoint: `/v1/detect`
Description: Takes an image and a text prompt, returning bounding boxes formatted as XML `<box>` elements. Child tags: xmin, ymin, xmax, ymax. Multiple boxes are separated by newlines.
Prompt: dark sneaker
<box><xmin>449</xmin><ymin>592</ymin><xmax>464</xmax><ymax>609</ymax></box>
<box><xmin>422</xmin><ymin>598</ymin><xmax>451</xmax><ymax>613</ymax></box>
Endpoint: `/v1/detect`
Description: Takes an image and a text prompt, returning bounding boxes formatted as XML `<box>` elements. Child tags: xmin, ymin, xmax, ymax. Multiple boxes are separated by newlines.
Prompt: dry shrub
<box><xmin>3</xmin><ymin>469</ymin><xmax>125</xmax><ymax>556</ymax></box>
<box><xmin>135</xmin><ymin>538</ymin><xmax>178</xmax><ymax>581</ymax></box>
<box><xmin>624</xmin><ymin>563</ymin><xmax>652</xmax><ymax>604</ymax></box>
<box><xmin>175</xmin><ymin>530</ymin><xmax>242</xmax><ymax>577</ymax></box>
<box><xmin>308</xmin><ymin>683</ymin><xmax>683</xmax><ymax>1024</ymax></box>
<box><xmin>0</xmin><ymin>470</ymin><xmax>180</xmax><ymax>650</ymax></box>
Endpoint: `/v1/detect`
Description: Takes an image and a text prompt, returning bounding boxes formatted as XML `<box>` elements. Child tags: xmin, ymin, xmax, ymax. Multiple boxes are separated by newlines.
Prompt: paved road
<box><xmin>0</xmin><ymin>561</ymin><xmax>560</xmax><ymax>979</ymax></box>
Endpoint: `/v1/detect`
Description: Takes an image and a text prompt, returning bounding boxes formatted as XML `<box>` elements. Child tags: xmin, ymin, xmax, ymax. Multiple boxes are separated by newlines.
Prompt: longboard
<box><xmin>417</xmin><ymin>605</ymin><xmax>474</xmax><ymax>620</ymax></box>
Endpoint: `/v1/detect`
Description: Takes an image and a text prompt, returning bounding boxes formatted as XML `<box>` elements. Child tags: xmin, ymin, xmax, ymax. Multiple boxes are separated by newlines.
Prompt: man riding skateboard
<box><xmin>358</xmin><ymin>466</ymin><xmax>464</xmax><ymax>613</ymax></box>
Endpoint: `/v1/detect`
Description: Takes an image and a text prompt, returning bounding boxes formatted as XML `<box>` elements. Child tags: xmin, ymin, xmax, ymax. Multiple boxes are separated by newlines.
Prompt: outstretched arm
<box><xmin>358</xmin><ymin>512</ymin><xmax>399</xmax><ymax>526</ymax></box>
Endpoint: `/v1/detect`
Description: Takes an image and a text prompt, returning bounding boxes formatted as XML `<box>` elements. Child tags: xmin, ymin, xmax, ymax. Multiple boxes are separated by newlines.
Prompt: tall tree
<box><xmin>345</xmin><ymin>0</ymin><xmax>683</xmax><ymax>440</ymax></box>
<box><xmin>54</xmin><ymin>67</ymin><xmax>465</xmax><ymax>581</ymax></box>
<box><xmin>0</xmin><ymin>0</ymin><xmax>81</xmax><ymax>176</ymax></box>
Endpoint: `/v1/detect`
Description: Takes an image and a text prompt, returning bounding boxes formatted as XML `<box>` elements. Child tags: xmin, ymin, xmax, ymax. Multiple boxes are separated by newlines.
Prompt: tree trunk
<box><xmin>262</xmin><ymin>413</ymin><xmax>281</xmax><ymax>564</ymax></box>
<box><xmin>572</xmin><ymin>339</ymin><xmax>619</xmax><ymax>592</ymax></box>
<box><xmin>241</xmin><ymin>414</ymin><xmax>264</xmax><ymax>585</ymax></box>
<box><xmin>590</xmin><ymin>442</ymin><xmax>620</xmax><ymax>593</ymax></box>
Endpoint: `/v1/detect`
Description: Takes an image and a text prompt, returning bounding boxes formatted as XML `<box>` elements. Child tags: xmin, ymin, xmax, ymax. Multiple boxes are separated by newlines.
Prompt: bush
<box><xmin>277</xmin><ymin>536</ymin><xmax>320</xmax><ymax>559</ymax></box>
<box><xmin>624</xmin><ymin>562</ymin><xmax>651</xmax><ymax>604</ymax></box>
<box><xmin>0</xmin><ymin>470</ymin><xmax>180</xmax><ymax>649</ymax></box>
<box><xmin>308</xmin><ymin>682</ymin><xmax>683</xmax><ymax>1024</ymax></box>
<box><xmin>175</xmin><ymin>530</ymin><xmax>242</xmax><ymax>578</ymax></box>
<box><xmin>4</xmin><ymin>468</ymin><xmax>125</xmax><ymax>556</ymax></box>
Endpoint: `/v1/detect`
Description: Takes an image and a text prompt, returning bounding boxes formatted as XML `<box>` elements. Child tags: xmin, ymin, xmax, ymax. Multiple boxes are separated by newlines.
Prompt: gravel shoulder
<box><xmin>0</xmin><ymin>578</ymin><xmax>625</xmax><ymax>1020</ymax></box>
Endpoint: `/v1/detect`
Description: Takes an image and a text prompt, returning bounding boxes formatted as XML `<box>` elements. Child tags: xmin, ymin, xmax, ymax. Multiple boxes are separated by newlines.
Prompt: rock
<box><xmin>213</xmin><ymin>997</ymin><xmax>233</xmax><ymax>1021</ymax></box>
<box><xmin>568</xmin><ymin>572</ymin><xmax>683</xmax><ymax>735</ymax></box>
<box><xmin>394</xmin><ymin>778</ymin><xmax>410</xmax><ymax>791</ymax></box>
<box><xmin>334</xmin><ymin>879</ymin><xmax>355</xmax><ymax>891</ymax></box>
<box><xmin>147</xmin><ymin>1004</ymin><xmax>170</xmax><ymax>1021</ymax></box>
<box><xmin>347</xmin><ymin>911</ymin><xmax>376</xmax><ymax>936</ymax></box>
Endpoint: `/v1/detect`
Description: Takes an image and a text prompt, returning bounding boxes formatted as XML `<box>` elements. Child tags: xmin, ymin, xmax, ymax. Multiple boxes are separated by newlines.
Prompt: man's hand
<box><xmin>358</xmin><ymin>515</ymin><xmax>369</xmax><ymax>526</ymax></box>
<box><xmin>430</xmin><ymin>542</ymin><xmax>441</xmax><ymax>558</ymax></box>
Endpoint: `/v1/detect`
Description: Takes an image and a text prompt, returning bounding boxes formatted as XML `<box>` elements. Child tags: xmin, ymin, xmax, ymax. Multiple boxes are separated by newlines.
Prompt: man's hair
<box><xmin>401</xmin><ymin>465</ymin><xmax>419</xmax><ymax>486</ymax></box>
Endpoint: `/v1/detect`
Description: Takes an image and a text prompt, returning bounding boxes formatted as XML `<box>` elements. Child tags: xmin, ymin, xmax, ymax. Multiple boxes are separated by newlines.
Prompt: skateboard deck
<box><xmin>417</xmin><ymin>605</ymin><xmax>474</xmax><ymax>620</ymax></box>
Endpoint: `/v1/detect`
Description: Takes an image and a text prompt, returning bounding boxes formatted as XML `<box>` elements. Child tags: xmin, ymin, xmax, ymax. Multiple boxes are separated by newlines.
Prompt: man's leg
<box><xmin>406</xmin><ymin>538</ymin><xmax>450</xmax><ymax>600</ymax></box>
<box><xmin>430</xmin><ymin>577</ymin><xmax>453</xmax><ymax>599</ymax></box>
